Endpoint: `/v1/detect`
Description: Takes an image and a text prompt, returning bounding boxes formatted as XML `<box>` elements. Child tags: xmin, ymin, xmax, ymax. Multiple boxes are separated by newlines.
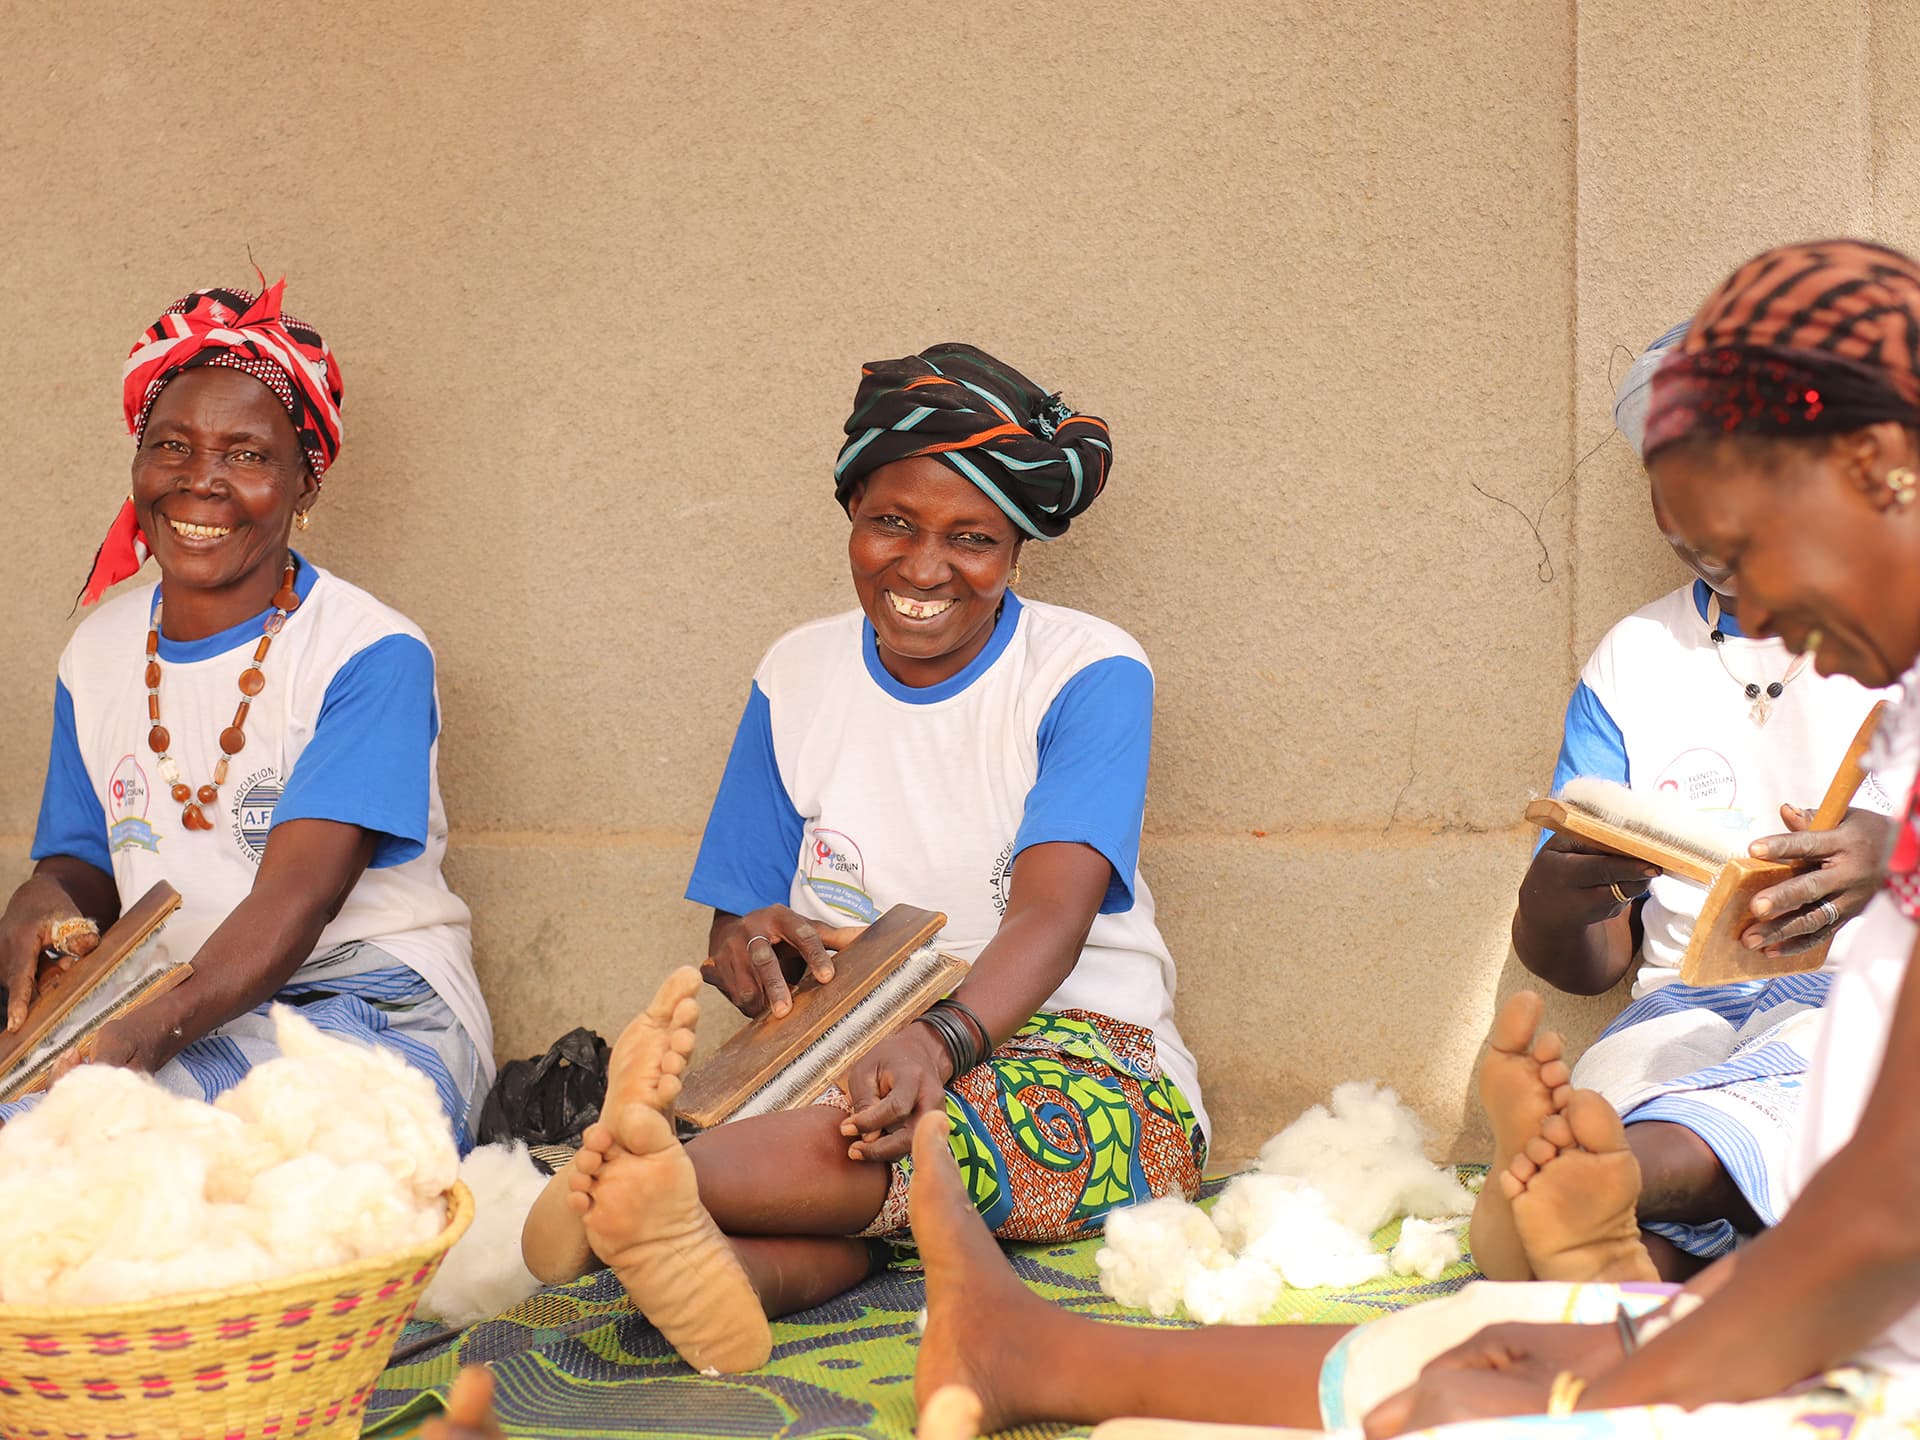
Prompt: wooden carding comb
<box><xmin>0</xmin><ymin>881</ymin><xmax>188</xmax><ymax>1102</ymax></box>
<box><xmin>1525</xmin><ymin>701</ymin><xmax>1885</xmax><ymax>987</ymax></box>
<box><xmin>674</xmin><ymin>903</ymin><xmax>965</xmax><ymax>1131</ymax></box>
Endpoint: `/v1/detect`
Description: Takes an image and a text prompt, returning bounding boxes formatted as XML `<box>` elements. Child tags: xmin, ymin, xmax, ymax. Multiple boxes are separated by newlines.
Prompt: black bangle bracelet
<box><xmin>936</xmin><ymin>998</ymin><xmax>992</xmax><ymax>1058</ymax></box>
<box><xmin>930</xmin><ymin>1001</ymin><xmax>985</xmax><ymax>1074</ymax></box>
<box><xmin>916</xmin><ymin>1012</ymin><xmax>968</xmax><ymax>1080</ymax></box>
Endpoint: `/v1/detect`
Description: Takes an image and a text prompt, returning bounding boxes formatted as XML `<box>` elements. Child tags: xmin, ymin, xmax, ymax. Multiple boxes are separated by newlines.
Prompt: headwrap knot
<box><xmin>834</xmin><ymin>343</ymin><xmax>1112</xmax><ymax>540</ymax></box>
<box><xmin>80</xmin><ymin>279</ymin><xmax>342</xmax><ymax>606</ymax></box>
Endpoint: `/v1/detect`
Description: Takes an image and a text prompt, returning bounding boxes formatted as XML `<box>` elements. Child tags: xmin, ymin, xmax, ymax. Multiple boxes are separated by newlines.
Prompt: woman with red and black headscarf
<box><xmin>0</xmin><ymin>281</ymin><xmax>493</xmax><ymax>1146</ymax></box>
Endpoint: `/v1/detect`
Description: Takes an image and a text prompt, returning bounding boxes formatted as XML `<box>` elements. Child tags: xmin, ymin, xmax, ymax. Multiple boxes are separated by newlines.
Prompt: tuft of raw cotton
<box><xmin>1094</xmin><ymin>1082</ymin><xmax>1475</xmax><ymax>1325</ymax></box>
<box><xmin>1212</xmin><ymin>1173</ymin><xmax>1390</xmax><ymax>1290</ymax></box>
<box><xmin>419</xmin><ymin>1142</ymin><xmax>549</xmax><ymax>1327</ymax></box>
<box><xmin>0</xmin><ymin>1006</ymin><xmax>457</xmax><ymax>1306</ymax></box>
<box><xmin>1389</xmin><ymin>1217</ymin><xmax>1466</xmax><ymax>1281</ymax></box>
<box><xmin>1095</xmin><ymin>1196</ymin><xmax>1227</xmax><ymax>1318</ymax></box>
<box><xmin>1256</xmin><ymin>1081</ymin><xmax>1473</xmax><ymax>1234</ymax></box>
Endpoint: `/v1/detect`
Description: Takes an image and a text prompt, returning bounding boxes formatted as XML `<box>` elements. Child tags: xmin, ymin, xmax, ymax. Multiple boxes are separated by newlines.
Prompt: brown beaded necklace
<box><xmin>146</xmin><ymin>558</ymin><xmax>301</xmax><ymax>832</ymax></box>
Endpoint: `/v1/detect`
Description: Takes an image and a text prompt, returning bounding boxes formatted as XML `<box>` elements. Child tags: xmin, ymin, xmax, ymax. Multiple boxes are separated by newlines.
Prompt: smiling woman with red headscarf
<box><xmin>0</xmin><ymin>282</ymin><xmax>493</xmax><ymax>1145</ymax></box>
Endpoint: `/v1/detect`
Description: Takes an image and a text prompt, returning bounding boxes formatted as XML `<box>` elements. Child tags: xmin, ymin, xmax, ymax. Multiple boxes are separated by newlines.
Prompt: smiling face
<box><xmin>847</xmin><ymin>454</ymin><xmax>1024</xmax><ymax>688</ymax></box>
<box><xmin>1648</xmin><ymin>423</ymin><xmax>1920</xmax><ymax>687</ymax></box>
<box><xmin>132</xmin><ymin>366</ymin><xmax>316</xmax><ymax>628</ymax></box>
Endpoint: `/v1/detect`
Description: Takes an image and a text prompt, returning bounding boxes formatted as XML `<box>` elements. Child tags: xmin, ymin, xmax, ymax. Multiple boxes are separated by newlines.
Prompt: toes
<box><xmin>1500</xmin><ymin>1167</ymin><xmax>1528</xmax><ymax>1201</ymax></box>
<box><xmin>1551</xmin><ymin>1083</ymin><xmax>1573</xmax><ymax>1110</ymax></box>
<box><xmin>1488</xmin><ymin>990</ymin><xmax>1545</xmax><ymax>1055</ymax></box>
<box><xmin>655</xmin><ymin>1072</ymin><xmax>684</xmax><ymax>1107</ymax></box>
<box><xmin>1565</xmin><ymin>1089</ymin><xmax>1631</xmax><ymax>1154</ymax></box>
<box><xmin>581</xmin><ymin>1122</ymin><xmax>615</xmax><ymax>1156</ymax></box>
<box><xmin>1507</xmin><ymin>1150</ymin><xmax>1538</xmax><ymax>1185</ymax></box>
<box><xmin>918</xmin><ymin>1383</ymin><xmax>984</xmax><ymax>1440</ymax></box>
<box><xmin>670</xmin><ymin>998</ymin><xmax>700</xmax><ymax>1032</ymax></box>
<box><xmin>1532</xmin><ymin>1029</ymin><xmax>1565</xmax><ymax>1066</ymax></box>
<box><xmin>1540</xmin><ymin>1112</ymin><xmax>1574</xmax><ymax>1150</ymax></box>
<box><xmin>1539</xmin><ymin>1059</ymin><xmax>1571</xmax><ymax>1090</ymax></box>
<box><xmin>1524</xmin><ymin>1134</ymin><xmax>1558</xmax><ymax>1167</ymax></box>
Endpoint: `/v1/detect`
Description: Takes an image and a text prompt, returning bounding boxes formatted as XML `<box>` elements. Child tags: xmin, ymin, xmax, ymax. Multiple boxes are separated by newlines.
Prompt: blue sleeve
<box><xmin>1535</xmin><ymin>680</ymin><xmax>1629</xmax><ymax>854</ymax></box>
<box><xmin>1012</xmin><ymin>656</ymin><xmax>1152</xmax><ymax>915</ymax></box>
<box><xmin>272</xmin><ymin>634</ymin><xmax>437</xmax><ymax>869</ymax></box>
<box><xmin>30</xmin><ymin>679</ymin><xmax>111</xmax><ymax>873</ymax></box>
<box><xmin>686</xmin><ymin>682</ymin><xmax>806</xmax><ymax>916</ymax></box>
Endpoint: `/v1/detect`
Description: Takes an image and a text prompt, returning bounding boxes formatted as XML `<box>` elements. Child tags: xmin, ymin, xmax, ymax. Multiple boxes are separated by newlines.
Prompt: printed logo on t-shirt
<box><xmin>989</xmin><ymin>840</ymin><xmax>1015</xmax><ymax>916</ymax></box>
<box><xmin>106</xmin><ymin>754</ymin><xmax>160</xmax><ymax>855</ymax></box>
<box><xmin>232</xmin><ymin>768</ymin><xmax>283</xmax><ymax>864</ymax></box>
<box><xmin>803</xmin><ymin>828</ymin><xmax>880</xmax><ymax>922</ymax></box>
<box><xmin>1652</xmin><ymin>748</ymin><xmax>1747</xmax><ymax>829</ymax></box>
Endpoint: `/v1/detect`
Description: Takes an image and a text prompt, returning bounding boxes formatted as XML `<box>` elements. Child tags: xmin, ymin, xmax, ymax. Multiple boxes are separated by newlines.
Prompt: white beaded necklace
<box><xmin>1706</xmin><ymin>593</ymin><xmax>1810</xmax><ymax>727</ymax></box>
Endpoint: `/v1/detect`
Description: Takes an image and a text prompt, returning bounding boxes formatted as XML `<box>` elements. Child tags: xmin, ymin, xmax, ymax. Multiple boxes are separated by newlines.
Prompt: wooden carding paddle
<box><xmin>0</xmin><ymin>881</ymin><xmax>188</xmax><ymax>1102</ymax></box>
<box><xmin>1525</xmin><ymin>701</ymin><xmax>1885</xmax><ymax>987</ymax></box>
<box><xmin>675</xmin><ymin>904</ymin><xmax>964</xmax><ymax>1131</ymax></box>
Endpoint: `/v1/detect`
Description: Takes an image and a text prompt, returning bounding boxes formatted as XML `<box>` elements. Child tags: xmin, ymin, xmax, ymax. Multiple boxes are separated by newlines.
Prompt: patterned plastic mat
<box><xmin>366</xmin><ymin>1171</ymin><xmax>1485</xmax><ymax>1439</ymax></box>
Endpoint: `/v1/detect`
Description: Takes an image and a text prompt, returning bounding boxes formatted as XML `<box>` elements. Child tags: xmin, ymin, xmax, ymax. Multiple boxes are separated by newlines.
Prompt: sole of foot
<box><xmin>1507</xmin><ymin>1088</ymin><xmax>1658</xmax><ymax>1283</ymax></box>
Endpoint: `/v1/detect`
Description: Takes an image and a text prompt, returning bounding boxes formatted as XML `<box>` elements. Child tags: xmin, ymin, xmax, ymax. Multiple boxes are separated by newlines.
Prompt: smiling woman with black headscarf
<box><xmin>518</xmin><ymin>342</ymin><xmax>1207</xmax><ymax>1374</ymax></box>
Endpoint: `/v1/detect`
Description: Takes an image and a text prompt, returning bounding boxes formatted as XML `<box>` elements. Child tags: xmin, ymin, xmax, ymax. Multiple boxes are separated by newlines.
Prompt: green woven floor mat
<box><xmin>366</xmin><ymin>1169</ymin><xmax>1485</xmax><ymax>1439</ymax></box>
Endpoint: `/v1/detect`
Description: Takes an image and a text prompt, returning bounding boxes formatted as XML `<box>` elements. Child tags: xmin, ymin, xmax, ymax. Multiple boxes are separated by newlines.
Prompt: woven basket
<box><xmin>0</xmin><ymin>1181</ymin><xmax>472</xmax><ymax>1440</ymax></box>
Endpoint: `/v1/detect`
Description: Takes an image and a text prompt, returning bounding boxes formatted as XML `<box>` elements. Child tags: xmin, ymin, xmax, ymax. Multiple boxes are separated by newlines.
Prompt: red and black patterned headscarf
<box><xmin>834</xmin><ymin>343</ymin><xmax>1112</xmax><ymax>540</ymax></box>
<box><xmin>1643</xmin><ymin>239</ymin><xmax>1920</xmax><ymax>459</ymax></box>
<box><xmin>79</xmin><ymin>280</ymin><xmax>343</xmax><ymax>606</ymax></box>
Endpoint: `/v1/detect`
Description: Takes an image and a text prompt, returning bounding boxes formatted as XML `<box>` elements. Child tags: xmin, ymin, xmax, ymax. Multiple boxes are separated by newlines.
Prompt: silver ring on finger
<box><xmin>1813</xmin><ymin>899</ymin><xmax>1841</xmax><ymax>931</ymax></box>
<box><xmin>746</xmin><ymin>934</ymin><xmax>772</xmax><ymax>950</ymax></box>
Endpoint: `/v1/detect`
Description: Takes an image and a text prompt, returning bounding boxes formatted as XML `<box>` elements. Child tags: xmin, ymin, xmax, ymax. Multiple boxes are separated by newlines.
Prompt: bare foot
<box><xmin>1468</xmin><ymin>990</ymin><xmax>1571</xmax><ymax>1281</ymax></box>
<box><xmin>912</xmin><ymin>1111</ymin><xmax>1053</xmax><ymax>1436</ymax></box>
<box><xmin>419</xmin><ymin>1366</ymin><xmax>505</xmax><ymax>1440</ymax></box>
<box><xmin>577</xmin><ymin>1105</ymin><xmax>773</xmax><ymax>1373</ymax></box>
<box><xmin>1506</xmin><ymin>1089</ymin><xmax>1658</xmax><ymax>1283</ymax></box>
<box><xmin>604</xmin><ymin>965</ymin><xmax>703</xmax><ymax>1135</ymax></box>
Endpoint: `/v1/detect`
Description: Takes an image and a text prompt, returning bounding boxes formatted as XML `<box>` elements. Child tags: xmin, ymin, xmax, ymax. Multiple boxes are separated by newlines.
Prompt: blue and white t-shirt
<box><xmin>687</xmin><ymin>592</ymin><xmax>1207</xmax><ymax>1141</ymax></box>
<box><xmin>1548</xmin><ymin>579</ymin><xmax>1896</xmax><ymax>995</ymax></box>
<box><xmin>31</xmin><ymin>555</ymin><xmax>492</xmax><ymax>1072</ymax></box>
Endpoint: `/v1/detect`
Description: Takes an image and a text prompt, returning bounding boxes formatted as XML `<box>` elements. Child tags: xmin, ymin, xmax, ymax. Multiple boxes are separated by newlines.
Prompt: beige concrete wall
<box><xmin>0</xmin><ymin>1</ymin><xmax>1910</xmax><ymax>1162</ymax></box>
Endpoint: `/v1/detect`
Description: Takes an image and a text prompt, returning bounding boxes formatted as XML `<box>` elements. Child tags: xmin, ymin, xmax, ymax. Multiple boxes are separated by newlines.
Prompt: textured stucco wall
<box><xmin>0</xmin><ymin>1</ymin><xmax>1910</xmax><ymax>1163</ymax></box>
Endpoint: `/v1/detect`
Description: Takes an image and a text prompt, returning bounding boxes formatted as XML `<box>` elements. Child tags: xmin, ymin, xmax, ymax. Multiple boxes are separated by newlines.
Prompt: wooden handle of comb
<box><xmin>1808</xmin><ymin>701</ymin><xmax>1887</xmax><ymax>830</ymax></box>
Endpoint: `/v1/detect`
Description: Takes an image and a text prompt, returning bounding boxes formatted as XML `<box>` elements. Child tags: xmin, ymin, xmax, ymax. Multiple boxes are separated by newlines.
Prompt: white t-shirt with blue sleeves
<box><xmin>1546</xmin><ymin>579</ymin><xmax>1894</xmax><ymax>995</ymax></box>
<box><xmin>688</xmin><ymin>591</ymin><xmax>1207</xmax><ymax>1140</ymax></box>
<box><xmin>32</xmin><ymin>556</ymin><xmax>492</xmax><ymax>1072</ymax></box>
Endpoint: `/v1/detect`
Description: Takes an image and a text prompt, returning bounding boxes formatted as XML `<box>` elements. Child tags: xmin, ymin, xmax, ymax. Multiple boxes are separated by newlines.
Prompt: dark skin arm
<box><xmin>1</xmin><ymin>856</ymin><xmax>122</xmax><ymax>1032</ymax></box>
<box><xmin>81</xmin><ymin>819</ymin><xmax>376</xmax><ymax>1071</ymax></box>
<box><xmin>1510</xmin><ymin>833</ymin><xmax>1657</xmax><ymax>995</ymax></box>
<box><xmin>839</xmin><ymin>839</ymin><xmax>1111</xmax><ymax>1162</ymax></box>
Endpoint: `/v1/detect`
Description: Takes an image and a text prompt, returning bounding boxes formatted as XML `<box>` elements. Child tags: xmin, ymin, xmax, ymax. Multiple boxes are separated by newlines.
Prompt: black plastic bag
<box><xmin>476</xmin><ymin>1026</ymin><xmax>611</xmax><ymax>1150</ymax></box>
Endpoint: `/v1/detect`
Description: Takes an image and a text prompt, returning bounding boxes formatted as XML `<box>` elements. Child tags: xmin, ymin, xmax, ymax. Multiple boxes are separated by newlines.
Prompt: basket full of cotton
<box><xmin>1096</xmin><ymin>1082</ymin><xmax>1474</xmax><ymax>1324</ymax></box>
<box><xmin>0</xmin><ymin>1007</ymin><xmax>473</xmax><ymax>1440</ymax></box>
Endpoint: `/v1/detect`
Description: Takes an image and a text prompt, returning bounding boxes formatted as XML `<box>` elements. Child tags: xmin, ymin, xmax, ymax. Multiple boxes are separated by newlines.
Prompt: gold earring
<box><xmin>1010</xmin><ymin>561</ymin><xmax>1022</xmax><ymax>586</ymax></box>
<box><xmin>1888</xmin><ymin>468</ymin><xmax>1918</xmax><ymax>508</ymax></box>
<box><xmin>295</xmin><ymin>508</ymin><xmax>312</xmax><ymax>532</ymax></box>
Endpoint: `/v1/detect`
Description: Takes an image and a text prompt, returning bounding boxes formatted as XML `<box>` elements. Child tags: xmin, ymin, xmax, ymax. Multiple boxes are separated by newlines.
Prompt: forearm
<box><xmin>118</xmin><ymin>866</ymin><xmax>351</xmax><ymax>1068</ymax></box>
<box><xmin>949</xmin><ymin>905</ymin><xmax>1087</xmax><ymax>1049</ymax></box>
<box><xmin>1511</xmin><ymin>882</ymin><xmax>1634</xmax><ymax>994</ymax></box>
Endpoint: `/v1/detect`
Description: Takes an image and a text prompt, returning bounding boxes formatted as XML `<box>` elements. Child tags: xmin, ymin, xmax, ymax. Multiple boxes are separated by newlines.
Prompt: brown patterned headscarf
<box><xmin>1643</xmin><ymin>239</ymin><xmax>1920</xmax><ymax>458</ymax></box>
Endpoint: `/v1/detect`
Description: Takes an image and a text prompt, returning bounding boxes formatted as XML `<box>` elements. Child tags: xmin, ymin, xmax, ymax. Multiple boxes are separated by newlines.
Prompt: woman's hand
<box><xmin>0</xmin><ymin>874</ymin><xmax>102</xmax><ymax>1034</ymax></box>
<box><xmin>1520</xmin><ymin>833</ymin><xmax>1662</xmax><ymax>928</ymax></box>
<box><xmin>1743</xmin><ymin>806</ymin><xmax>1893</xmax><ymax>956</ymax></box>
<box><xmin>839</xmin><ymin>1022</ymin><xmax>953</xmax><ymax>1163</ymax></box>
<box><xmin>1361</xmin><ymin>1321</ymin><xmax>1618</xmax><ymax>1437</ymax></box>
<box><xmin>704</xmin><ymin>907</ymin><xmax>865</xmax><ymax>1019</ymax></box>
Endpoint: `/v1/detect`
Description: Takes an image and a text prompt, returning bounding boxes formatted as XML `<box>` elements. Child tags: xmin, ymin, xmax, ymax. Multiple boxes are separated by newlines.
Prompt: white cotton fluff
<box><xmin>1093</xmin><ymin>1082</ymin><xmax>1473</xmax><ymax>1325</ymax></box>
<box><xmin>418</xmin><ymin>1142</ymin><xmax>548</xmax><ymax>1328</ymax></box>
<box><xmin>1389</xmin><ymin>1217</ymin><xmax>1466</xmax><ymax>1281</ymax></box>
<box><xmin>1095</xmin><ymin>1196</ymin><xmax>1227</xmax><ymax>1318</ymax></box>
<box><xmin>0</xmin><ymin>1006</ymin><xmax>458</xmax><ymax>1306</ymax></box>
<box><xmin>1212</xmin><ymin>1174</ymin><xmax>1389</xmax><ymax>1290</ymax></box>
<box><xmin>1256</xmin><ymin>1082</ymin><xmax>1474</xmax><ymax>1234</ymax></box>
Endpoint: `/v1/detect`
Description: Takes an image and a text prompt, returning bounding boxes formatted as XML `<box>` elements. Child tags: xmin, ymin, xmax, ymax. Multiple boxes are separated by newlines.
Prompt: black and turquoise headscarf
<box><xmin>833</xmin><ymin>343</ymin><xmax>1112</xmax><ymax>540</ymax></box>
